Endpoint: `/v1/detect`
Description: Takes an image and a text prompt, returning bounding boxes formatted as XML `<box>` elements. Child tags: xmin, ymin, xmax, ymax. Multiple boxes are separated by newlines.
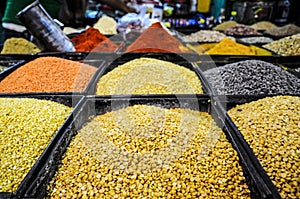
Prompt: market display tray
<box><xmin>15</xmin><ymin>95</ymin><xmax>280</xmax><ymax>198</ymax></box>
<box><xmin>0</xmin><ymin>53</ymin><xmax>106</xmax><ymax>95</ymax></box>
<box><xmin>0</xmin><ymin>94</ymin><xmax>85</xmax><ymax>199</ymax></box>
<box><xmin>213</xmin><ymin>94</ymin><xmax>299</xmax><ymax>199</ymax></box>
<box><xmin>195</xmin><ymin>56</ymin><xmax>300</xmax><ymax>79</ymax></box>
<box><xmin>85</xmin><ymin>52</ymin><xmax>213</xmax><ymax>95</ymax></box>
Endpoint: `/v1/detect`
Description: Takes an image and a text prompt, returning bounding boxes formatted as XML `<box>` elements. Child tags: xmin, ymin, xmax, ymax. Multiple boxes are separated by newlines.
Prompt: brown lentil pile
<box><xmin>264</xmin><ymin>24</ymin><xmax>300</xmax><ymax>37</ymax></box>
<box><xmin>0</xmin><ymin>57</ymin><xmax>97</xmax><ymax>93</ymax></box>
<box><xmin>213</xmin><ymin>21</ymin><xmax>239</xmax><ymax>31</ymax></box>
<box><xmin>224</xmin><ymin>25</ymin><xmax>262</xmax><ymax>36</ymax></box>
<box><xmin>0</xmin><ymin>98</ymin><xmax>72</xmax><ymax>192</ymax></box>
<box><xmin>263</xmin><ymin>36</ymin><xmax>300</xmax><ymax>56</ymax></box>
<box><xmin>228</xmin><ymin>96</ymin><xmax>300</xmax><ymax>199</ymax></box>
<box><xmin>250</xmin><ymin>21</ymin><xmax>277</xmax><ymax>31</ymax></box>
<box><xmin>181</xmin><ymin>30</ymin><xmax>227</xmax><ymax>43</ymax></box>
<box><xmin>96</xmin><ymin>58</ymin><xmax>203</xmax><ymax>95</ymax></box>
<box><xmin>47</xmin><ymin>105</ymin><xmax>250</xmax><ymax>198</ymax></box>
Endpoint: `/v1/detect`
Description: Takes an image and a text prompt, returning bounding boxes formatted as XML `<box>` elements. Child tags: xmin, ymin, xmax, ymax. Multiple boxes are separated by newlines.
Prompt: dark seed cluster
<box><xmin>203</xmin><ymin>60</ymin><xmax>300</xmax><ymax>95</ymax></box>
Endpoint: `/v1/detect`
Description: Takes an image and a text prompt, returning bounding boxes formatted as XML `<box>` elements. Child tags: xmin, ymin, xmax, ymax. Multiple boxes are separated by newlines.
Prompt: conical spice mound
<box><xmin>125</xmin><ymin>22</ymin><xmax>190</xmax><ymax>53</ymax></box>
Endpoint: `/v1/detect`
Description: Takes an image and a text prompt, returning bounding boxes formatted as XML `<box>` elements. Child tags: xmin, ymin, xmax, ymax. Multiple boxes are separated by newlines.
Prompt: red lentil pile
<box><xmin>0</xmin><ymin>57</ymin><xmax>97</xmax><ymax>93</ymax></box>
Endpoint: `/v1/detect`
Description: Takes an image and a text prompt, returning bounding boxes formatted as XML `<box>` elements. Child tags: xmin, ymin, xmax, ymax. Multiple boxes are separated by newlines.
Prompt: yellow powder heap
<box><xmin>206</xmin><ymin>38</ymin><xmax>255</xmax><ymax>55</ymax></box>
<box><xmin>1</xmin><ymin>38</ymin><xmax>41</xmax><ymax>54</ymax></box>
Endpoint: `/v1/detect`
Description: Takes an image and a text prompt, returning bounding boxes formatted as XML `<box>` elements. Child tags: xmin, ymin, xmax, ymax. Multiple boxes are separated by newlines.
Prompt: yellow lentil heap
<box><xmin>1</xmin><ymin>37</ymin><xmax>41</xmax><ymax>54</ymax></box>
<box><xmin>228</xmin><ymin>96</ymin><xmax>300</xmax><ymax>199</ymax></box>
<box><xmin>96</xmin><ymin>58</ymin><xmax>203</xmax><ymax>95</ymax></box>
<box><xmin>48</xmin><ymin>105</ymin><xmax>250</xmax><ymax>198</ymax></box>
<box><xmin>0</xmin><ymin>98</ymin><xmax>72</xmax><ymax>192</ymax></box>
<box><xmin>206</xmin><ymin>38</ymin><xmax>255</xmax><ymax>55</ymax></box>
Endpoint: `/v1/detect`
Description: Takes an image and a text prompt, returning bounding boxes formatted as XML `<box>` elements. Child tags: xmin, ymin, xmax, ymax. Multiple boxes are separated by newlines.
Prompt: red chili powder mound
<box><xmin>125</xmin><ymin>22</ymin><xmax>191</xmax><ymax>53</ymax></box>
<box><xmin>71</xmin><ymin>27</ymin><xmax>119</xmax><ymax>52</ymax></box>
<box><xmin>0</xmin><ymin>57</ymin><xmax>97</xmax><ymax>93</ymax></box>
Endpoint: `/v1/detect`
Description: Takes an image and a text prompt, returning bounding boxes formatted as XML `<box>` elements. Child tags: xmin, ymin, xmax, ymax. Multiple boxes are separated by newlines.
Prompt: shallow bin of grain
<box><xmin>203</xmin><ymin>60</ymin><xmax>300</xmax><ymax>95</ymax></box>
<box><xmin>228</xmin><ymin>95</ymin><xmax>300</xmax><ymax>199</ymax></box>
<box><xmin>0</xmin><ymin>96</ymin><xmax>74</xmax><ymax>194</ymax></box>
<box><xmin>0</xmin><ymin>56</ymin><xmax>98</xmax><ymax>94</ymax></box>
<box><xmin>94</xmin><ymin>57</ymin><xmax>206</xmax><ymax>95</ymax></box>
<box><xmin>34</xmin><ymin>96</ymin><xmax>257</xmax><ymax>199</ymax></box>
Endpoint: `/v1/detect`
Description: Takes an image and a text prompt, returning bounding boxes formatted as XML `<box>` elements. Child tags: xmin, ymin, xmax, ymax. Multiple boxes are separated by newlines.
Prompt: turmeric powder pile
<box><xmin>188</xmin><ymin>38</ymin><xmax>272</xmax><ymax>55</ymax></box>
<box><xmin>206</xmin><ymin>38</ymin><xmax>255</xmax><ymax>55</ymax></box>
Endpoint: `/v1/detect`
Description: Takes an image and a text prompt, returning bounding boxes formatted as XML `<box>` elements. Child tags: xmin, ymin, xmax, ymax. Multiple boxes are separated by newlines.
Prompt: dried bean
<box><xmin>0</xmin><ymin>57</ymin><xmax>97</xmax><ymax>93</ymax></box>
<box><xmin>203</xmin><ymin>60</ymin><xmax>300</xmax><ymax>95</ymax></box>
<box><xmin>263</xmin><ymin>36</ymin><xmax>300</xmax><ymax>56</ymax></box>
<box><xmin>228</xmin><ymin>96</ymin><xmax>300</xmax><ymax>199</ymax></box>
<box><xmin>48</xmin><ymin>105</ymin><xmax>250</xmax><ymax>198</ymax></box>
<box><xmin>96</xmin><ymin>58</ymin><xmax>203</xmax><ymax>95</ymax></box>
<box><xmin>0</xmin><ymin>98</ymin><xmax>72</xmax><ymax>192</ymax></box>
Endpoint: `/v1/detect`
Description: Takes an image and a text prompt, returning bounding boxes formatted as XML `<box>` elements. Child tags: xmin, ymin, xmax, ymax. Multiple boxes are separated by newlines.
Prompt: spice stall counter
<box><xmin>0</xmin><ymin>20</ymin><xmax>299</xmax><ymax>198</ymax></box>
<box><xmin>0</xmin><ymin>50</ymin><xmax>298</xmax><ymax>198</ymax></box>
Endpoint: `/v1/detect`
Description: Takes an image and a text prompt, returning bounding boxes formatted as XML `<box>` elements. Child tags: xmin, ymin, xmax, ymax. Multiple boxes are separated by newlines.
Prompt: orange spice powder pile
<box><xmin>125</xmin><ymin>22</ymin><xmax>191</xmax><ymax>53</ymax></box>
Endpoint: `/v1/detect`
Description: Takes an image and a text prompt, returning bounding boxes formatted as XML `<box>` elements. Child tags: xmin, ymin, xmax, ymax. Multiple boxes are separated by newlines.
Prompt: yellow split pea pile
<box><xmin>48</xmin><ymin>105</ymin><xmax>250</xmax><ymax>198</ymax></box>
<box><xmin>228</xmin><ymin>96</ymin><xmax>300</xmax><ymax>198</ymax></box>
<box><xmin>96</xmin><ymin>58</ymin><xmax>203</xmax><ymax>95</ymax></box>
<box><xmin>0</xmin><ymin>98</ymin><xmax>72</xmax><ymax>192</ymax></box>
